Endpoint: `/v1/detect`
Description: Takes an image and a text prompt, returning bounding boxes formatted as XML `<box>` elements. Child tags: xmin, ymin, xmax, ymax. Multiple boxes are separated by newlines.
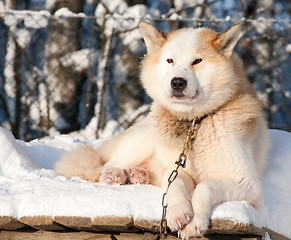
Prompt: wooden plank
<box><xmin>143</xmin><ymin>232</ymin><xmax>159</xmax><ymax>240</ymax></box>
<box><xmin>19</xmin><ymin>216</ymin><xmax>66</xmax><ymax>231</ymax></box>
<box><xmin>0</xmin><ymin>231</ymin><xmax>112</xmax><ymax>240</ymax></box>
<box><xmin>167</xmin><ymin>233</ymin><xmax>260</xmax><ymax>240</ymax></box>
<box><xmin>241</xmin><ymin>238</ymin><xmax>260</xmax><ymax>240</ymax></box>
<box><xmin>92</xmin><ymin>216</ymin><xmax>134</xmax><ymax>232</ymax></box>
<box><xmin>0</xmin><ymin>231</ymin><xmax>263</xmax><ymax>240</ymax></box>
<box><xmin>205</xmin><ymin>235</ymin><xmax>260</xmax><ymax>240</ymax></box>
<box><xmin>166</xmin><ymin>235</ymin><xmax>182</xmax><ymax>240</ymax></box>
<box><xmin>114</xmin><ymin>232</ymin><xmax>161</xmax><ymax>240</ymax></box>
<box><xmin>0</xmin><ymin>216</ymin><xmax>27</xmax><ymax>230</ymax></box>
<box><xmin>207</xmin><ymin>220</ymin><xmax>265</xmax><ymax>236</ymax></box>
<box><xmin>134</xmin><ymin>219</ymin><xmax>160</xmax><ymax>232</ymax></box>
<box><xmin>134</xmin><ymin>219</ymin><xmax>264</xmax><ymax>239</ymax></box>
<box><xmin>53</xmin><ymin>216</ymin><xmax>92</xmax><ymax>231</ymax></box>
<box><xmin>1</xmin><ymin>217</ymin><xmax>290</xmax><ymax>240</ymax></box>
<box><xmin>114</xmin><ymin>232</ymin><xmax>150</xmax><ymax>240</ymax></box>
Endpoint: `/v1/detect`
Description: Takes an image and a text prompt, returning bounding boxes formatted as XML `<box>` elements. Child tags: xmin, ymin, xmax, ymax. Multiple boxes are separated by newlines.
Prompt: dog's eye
<box><xmin>191</xmin><ymin>58</ymin><xmax>202</xmax><ymax>66</ymax></box>
<box><xmin>167</xmin><ymin>58</ymin><xmax>174</xmax><ymax>64</ymax></box>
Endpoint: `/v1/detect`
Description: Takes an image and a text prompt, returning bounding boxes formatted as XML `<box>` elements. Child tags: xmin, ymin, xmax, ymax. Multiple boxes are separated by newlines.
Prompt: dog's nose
<box><xmin>171</xmin><ymin>77</ymin><xmax>187</xmax><ymax>90</ymax></box>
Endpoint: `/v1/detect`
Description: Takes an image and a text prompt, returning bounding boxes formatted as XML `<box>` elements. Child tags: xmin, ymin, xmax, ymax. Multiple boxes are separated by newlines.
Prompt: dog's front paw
<box><xmin>100</xmin><ymin>167</ymin><xmax>127</xmax><ymax>185</ymax></box>
<box><xmin>127</xmin><ymin>167</ymin><xmax>150</xmax><ymax>184</ymax></box>
<box><xmin>167</xmin><ymin>201</ymin><xmax>193</xmax><ymax>231</ymax></box>
<box><xmin>179</xmin><ymin>215</ymin><xmax>209</xmax><ymax>239</ymax></box>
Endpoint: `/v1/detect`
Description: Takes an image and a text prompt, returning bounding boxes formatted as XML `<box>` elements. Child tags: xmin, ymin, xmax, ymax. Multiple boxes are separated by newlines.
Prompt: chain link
<box><xmin>160</xmin><ymin>118</ymin><xmax>198</xmax><ymax>239</ymax></box>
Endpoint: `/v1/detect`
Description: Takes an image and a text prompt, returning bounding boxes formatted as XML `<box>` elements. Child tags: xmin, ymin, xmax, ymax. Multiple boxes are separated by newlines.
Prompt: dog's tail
<box><xmin>54</xmin><ymin>145</ymin><xmax>103</xmax><ymax>182</ymax></box>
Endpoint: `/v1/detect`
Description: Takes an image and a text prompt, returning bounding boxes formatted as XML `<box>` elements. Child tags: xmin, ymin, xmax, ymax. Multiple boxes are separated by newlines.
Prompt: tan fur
<box><xmin>55</xmin><ymin>23</ymin><xmax>269</xmax><ymax>240</ymax></box>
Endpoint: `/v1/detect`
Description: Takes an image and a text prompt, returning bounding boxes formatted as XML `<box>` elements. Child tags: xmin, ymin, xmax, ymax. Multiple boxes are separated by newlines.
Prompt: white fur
<box><xmin>55</xmin><ymin>23</ymin><xmax>270</xmax><ymax>240</ymax></box>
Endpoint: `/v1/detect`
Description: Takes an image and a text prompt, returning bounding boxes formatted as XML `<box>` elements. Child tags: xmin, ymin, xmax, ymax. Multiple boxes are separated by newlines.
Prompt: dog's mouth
<box><xmin>171</xmin><ymin>89</ymin><xmax>200</xmax><ymax>102</ymax></box>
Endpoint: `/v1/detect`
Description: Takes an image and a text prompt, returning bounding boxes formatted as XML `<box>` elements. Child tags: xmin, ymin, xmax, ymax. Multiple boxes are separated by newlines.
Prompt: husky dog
<box><xmin>55</xmin><ymin>22</ymin><xmax>269</xmax><ymax>239</ymax></box>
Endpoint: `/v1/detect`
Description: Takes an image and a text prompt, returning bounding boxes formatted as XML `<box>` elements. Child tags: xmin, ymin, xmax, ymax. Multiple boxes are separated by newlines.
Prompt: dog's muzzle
<box><xmin>171</xmin><ymin>77</ymin><xmax>187</xmax><ymax>98</ymax></box>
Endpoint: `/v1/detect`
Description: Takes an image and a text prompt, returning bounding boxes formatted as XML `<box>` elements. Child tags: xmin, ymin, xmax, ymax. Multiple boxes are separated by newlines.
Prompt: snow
<box><xmin>225</xmin><ymin>15</ymin><xmax>232</xmax><ymax>21</ymax></box>
<box><xmin>169</xmin><ymin>13</ymin><xmax>182</xmax><ymax>20</ymax></box>
<box><xmin>94</xmin><ymin>1</ymin><xmax>160</xmax><ymax>48</ymax></box>
<box><xmin>0</xmin><ymin>127</ymin><xmax>291</xmax><ymax>238</ymax></box>
<box><xmin>45</xmin><ymin>0</ymin><xmax>57</xmax><ymax>10</ymax></box>
<box><xmin>15</xmin><ymin>29</ymin><xmax>31</xmax><ymax>48</ymax></box>
<box><xmin>0</xmin><ymin>2</ymin><xmax>6</xmax><ymax>12</ymax></box>
<box><xmin>4</xmin><ymin>10</ymin><xmax>50</xmax><ymax>28</ymax></box>
<box><xmin>69</xmin><ymin>104</ymin><xmax>150</xmax><ymax>141</ymax></box>
<box><xmin>263</xmin><ymin>233</ymin><xmax>272</xmax><ymax>240</ymax></box>
<box><xmin>23</xmin><ymin>10</ymin><xmax>50</xmax><ymax>29</ymax></box>
<box><xmin>3</xmin><ymin>8</ymin><xmax>88</xmax><ymax>28</ymax></box>
<box><xmin>211</xmin><ymin>201</ymin><xmax>263</xmax><ymax>227</ymax></box>
<box><xmin>61</xmin><ymin>49</ymin><xmax>100</xmax><ymax>73</ymax></box>
<box><xmin>261</xmin><ymin>129</ymin><xmax>291</xmax><ymax>237</ymax></box>
<box><xmin>54</xmin><ymin>7</ymin><xmax>86</xmax><ymax>20</ymax></box>
<box><xmin>69</xmin><ymin>118</ymin><xmax>122</xmax><ymax>141</ymax></box>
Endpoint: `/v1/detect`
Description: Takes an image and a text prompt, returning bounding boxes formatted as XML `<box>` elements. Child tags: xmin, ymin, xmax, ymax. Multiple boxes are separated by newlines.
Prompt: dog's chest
<box><xmin>158</xmin><ymin>118</ymin><xmax>195</xmax><ymax>146</ymax></box>
<box><xmin>158</xmin><ymin>116</ymin><xmax>223</xmax><ymax>177</ymax></box>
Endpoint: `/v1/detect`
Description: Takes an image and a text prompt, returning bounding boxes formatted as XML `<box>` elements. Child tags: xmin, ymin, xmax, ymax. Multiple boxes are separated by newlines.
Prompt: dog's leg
<box><xmin>163</xmin><ymin>169</ymin><xmax>195</xmax><ymax>231</ymax></box>
<box><xmin>55</xmin><ymin>117</ymin><xmax>154</xmax><ymax>184</ymax></box>
<box><xmin>99</xmin><ymin>116</ymin><xmax>154</xmax><ymax>184</ymax></box>
<box><xmin>179</xmin><ymin>177</ymin><xmax>261</xmax><ymax>239</ymax></box>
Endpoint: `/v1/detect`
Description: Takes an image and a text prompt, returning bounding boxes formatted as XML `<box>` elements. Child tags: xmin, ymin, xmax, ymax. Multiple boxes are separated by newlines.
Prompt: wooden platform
<box><xmin>0</xmin><ymin>216</ymin><xmax>289</xmax><ymax>240</ymax></box>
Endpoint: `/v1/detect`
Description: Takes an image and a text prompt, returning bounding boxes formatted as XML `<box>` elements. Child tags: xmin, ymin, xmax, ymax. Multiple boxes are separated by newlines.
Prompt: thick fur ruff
<box><xmin>55</xmin><ymin>22</ymin><xmax>269</xmax><ymax>239</ymax></box>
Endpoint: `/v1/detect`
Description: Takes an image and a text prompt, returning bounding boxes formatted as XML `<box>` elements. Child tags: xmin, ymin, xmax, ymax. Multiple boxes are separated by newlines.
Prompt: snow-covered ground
<box><xmin>0</xmin><ymin>127</ymin><xmax>290</xmax><ymax>238</ymax></box>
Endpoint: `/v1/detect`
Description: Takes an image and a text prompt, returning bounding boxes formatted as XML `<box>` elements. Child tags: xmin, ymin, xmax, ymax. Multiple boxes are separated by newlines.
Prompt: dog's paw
<box><xmin>100</xmin><ymin>167</ymin><xmax>127</xmax><ymax>185</ymax></box>
<box><xmin>179</xmin><ymin>215</ymin><xmax>209</xmax><ymax>239</ymax></box>
<box><xmin>167</xmin><ymin>201</ymin><xmax>193</xmax><ymax>231</ymax></box>
<box><xmin>193</xmin><ymin>214</ymin><xmax>209</xmax><ymax>235</ymax></box>
<box><xmin>127</xmin><ymin>167</ymin><xmax>150</xmax><ymax>184</ymax></box>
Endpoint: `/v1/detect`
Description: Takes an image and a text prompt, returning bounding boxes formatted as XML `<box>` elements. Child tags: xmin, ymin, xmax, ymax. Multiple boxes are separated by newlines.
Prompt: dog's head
<box><xmin>139</xmin><ymin>22</ymin><xmax>244</xmax><ymax>117</ymax></box>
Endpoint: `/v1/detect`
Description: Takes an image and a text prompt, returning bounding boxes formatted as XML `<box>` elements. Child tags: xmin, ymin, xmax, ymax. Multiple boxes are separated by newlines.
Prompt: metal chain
<box><xmin>160</xmin><ymin>118</ymin><xmax>198</xmax><ymax>240</ymax></box>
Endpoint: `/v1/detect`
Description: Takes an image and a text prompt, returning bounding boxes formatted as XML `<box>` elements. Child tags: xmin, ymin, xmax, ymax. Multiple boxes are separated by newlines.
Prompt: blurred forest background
<box><xmin>0</xmin><ymin>0</ymin><xmax>290</xmax><ymax>141</ymax></box>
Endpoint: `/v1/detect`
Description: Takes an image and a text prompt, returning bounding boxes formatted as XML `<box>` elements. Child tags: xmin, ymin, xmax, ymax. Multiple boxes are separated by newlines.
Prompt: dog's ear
<box><xmin>213</xmin><ymin>24</ymin><xmax>241</xmax><ymax>57</ymax></box>
<box><xmin>139</xmin><ymin>22</ymin><xmax>166</xmax><ymax>54</ymax></box>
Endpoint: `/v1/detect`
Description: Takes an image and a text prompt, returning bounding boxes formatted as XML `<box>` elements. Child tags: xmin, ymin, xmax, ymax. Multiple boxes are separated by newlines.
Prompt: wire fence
<box><xmin>0</xmin><ymin>9</ymin><xmax>291</xmax><ymax>141</ymax></box>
